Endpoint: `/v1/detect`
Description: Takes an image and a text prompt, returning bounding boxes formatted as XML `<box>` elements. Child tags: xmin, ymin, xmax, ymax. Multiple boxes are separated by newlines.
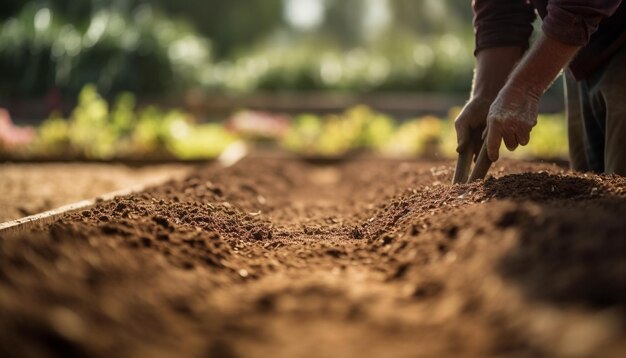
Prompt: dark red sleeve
<box><xmin>473</xmin><ymin>0</ymin><xmax>537</xmax><ymax>54</ymax></box>
<box><xmin>543</xmin><ymin>0</ymin><xmax>623</xmax><ymax>46</ymax></box>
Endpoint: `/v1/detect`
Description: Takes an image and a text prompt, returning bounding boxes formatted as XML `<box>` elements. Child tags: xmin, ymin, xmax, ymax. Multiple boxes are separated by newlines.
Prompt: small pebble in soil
<box><xmin>251</xmin><ymin>230</ymin><xmax>265</xmax><ymax>241</ymax></box>
<box><xmin>351</xmin><ymin>227</ymin><xmax>365</xmax><ymax>240</ymax></box>
<box><xmin>152</xmin><ymin>216</ymin><xmax>170</xmax><ymax>228</ymax></box>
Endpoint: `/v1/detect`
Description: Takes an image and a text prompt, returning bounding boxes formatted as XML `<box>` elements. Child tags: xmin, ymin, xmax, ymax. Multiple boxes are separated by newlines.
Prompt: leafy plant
<box><xmin>281</xmin><ymin>105</ymin><xmax>394</xmax><ymax>157</ymax></box>
<box><xmin>33</xmin><ymin>84</ymin><xmax>236</xmax><ymax>159</ymax></box>
<box><xmin>0</xmin><ymin>4</ymin><xmax>211</xmax><ymax>97</ymax></box>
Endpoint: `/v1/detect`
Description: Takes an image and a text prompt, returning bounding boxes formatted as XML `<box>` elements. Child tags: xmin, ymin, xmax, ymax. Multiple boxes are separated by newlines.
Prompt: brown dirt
<box><xmin>0</xmin><ymin>163</ymin><xmax>192</xmax><ymax>221</ymax></box>
<box><xmin>0</xmin><ymin>158</ymin><xmax>625</xmax><ymax>358</ymax></box>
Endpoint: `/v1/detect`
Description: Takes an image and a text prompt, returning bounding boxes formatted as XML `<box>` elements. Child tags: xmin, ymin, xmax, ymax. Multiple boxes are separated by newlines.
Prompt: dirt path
<box><xmin>1</xmin><ymin>158</ymin><xmax>625</xmax><ymax>357</ymax></box>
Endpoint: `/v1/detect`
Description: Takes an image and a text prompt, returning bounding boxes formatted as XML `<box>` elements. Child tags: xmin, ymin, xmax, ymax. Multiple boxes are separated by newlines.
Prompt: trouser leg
<box><xmin>564</xmin><ymin>71</ymin><xmax>589</xmax><ymax>171</ymax></box>
<box><xmin>598</xmin><ymin>46</ymin><xmax>626</xmax><ymax>176</ymax></box>
<box><xmin>566</xmin><ymin>45</ymin><xmax>626</xmax><ymax>175</ymax></box>
<box><xmin>577</xmin><ymin>76</ymin><xmax>606</xmax><ymax>173</ymax></box>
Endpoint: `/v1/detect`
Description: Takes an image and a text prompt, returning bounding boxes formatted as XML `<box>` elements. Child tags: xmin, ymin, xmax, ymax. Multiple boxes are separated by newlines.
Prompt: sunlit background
<box><xmin>0</xmin><ymin>0</ymin><xmax>567</xmax><ymax>161</ymax></box>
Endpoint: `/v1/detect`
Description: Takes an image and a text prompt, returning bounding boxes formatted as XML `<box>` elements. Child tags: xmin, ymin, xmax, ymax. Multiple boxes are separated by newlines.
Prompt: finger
<box><xmin>517</xmin><ymin>130</ymin><xmax>530</xmax><ymax>146</ymax></box>
<box><xmin>455</xmin><ymin>121</ymin><xmax>469</xmax><ymax>153</ymax></box>
<box><xmin>486</xmin><ymin>125</ymin><xmax>503</xmax><ymax>162</ymax></box>
<box><xmin>478</xmin><ymin>126</ymin><xmax>489</xmax><ymax>162</ymax></box>
<box><xmin>502</xmin><ymin>130</ymin><xmax>518</xmax><ymax>151</ymax></box>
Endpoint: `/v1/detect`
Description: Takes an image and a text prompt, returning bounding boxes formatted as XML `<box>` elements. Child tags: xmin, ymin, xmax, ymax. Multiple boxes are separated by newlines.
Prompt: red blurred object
<box><xmin>45</xmin><ymin>86</ymin><xmax>63</xmax><ymax>114</ymax></box>
<box><xmin>226</xmin><ymin>110</ymin><xmax>290</xmax><ymax>140</ymax></box>
<box><xmin>0</xmin><ymin>108</ymin><xmax>36</xmax><ymax>149</ymax></box>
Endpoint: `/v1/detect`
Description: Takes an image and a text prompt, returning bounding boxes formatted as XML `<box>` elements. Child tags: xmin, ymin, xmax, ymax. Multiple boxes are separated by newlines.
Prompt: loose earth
<box><xmin>1</xmin><ymin>158</ymin><xmax>625</xmax><ymax>357</ymax></box>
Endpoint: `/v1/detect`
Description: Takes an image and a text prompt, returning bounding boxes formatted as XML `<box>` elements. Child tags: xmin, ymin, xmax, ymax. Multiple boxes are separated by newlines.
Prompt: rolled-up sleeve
<box><xmin>473</xmin><ymin>0</ymin><xmax>537</xmax><ymax>54</ymax></box>
<box><xmin>543</xmin><ymin>0</ymin><xmax>623</xmax><ymax>46</ymax></box>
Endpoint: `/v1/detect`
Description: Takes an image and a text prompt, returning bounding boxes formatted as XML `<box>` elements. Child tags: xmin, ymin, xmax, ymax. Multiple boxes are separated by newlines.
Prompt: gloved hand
<box><xmin>484</xmin><ymin>84</ymin><xmax>538</xmax><ymax>162</ymax></box>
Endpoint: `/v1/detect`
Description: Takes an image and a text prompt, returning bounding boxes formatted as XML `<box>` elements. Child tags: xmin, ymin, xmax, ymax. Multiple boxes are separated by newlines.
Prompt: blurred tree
<box><xmin>0</xmin><ymin>0</ymin><xmax>481</xmax><ymax>98</ymax></box>
<box><xmin>0</xmin><ymin>1</ymin><xmax>210</xmax><ymax>97</ymax></box>
<box><xmin>0</xmin><ymin>0</ymin><xmax>93</xmax><ymax>25</ymax></box>
<box><xmin>1</xmin><ymin>0</ymin><xmax>283</xmax><ymax>58</ymax></box>
<box><xmin>149</xmin><ymin>0</ymin><xmax>284</xmax><ymax>58</ymax></box>
<box><xmin>320</xmin><ymin>0</ymin><xmax>368</xmax><ymax>46</ymax></box>
<box><xmin>0</xmin><ymin>0</ymin><xmax>23</xmax><ymax>19</ymax></box>
<box><xmin>391</xmin><ymin>0</ymin><xmax>472</xmax><ymax>35</ymax></box>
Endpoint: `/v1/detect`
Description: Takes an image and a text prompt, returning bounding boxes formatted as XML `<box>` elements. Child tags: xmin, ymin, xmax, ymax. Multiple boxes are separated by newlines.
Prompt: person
<box><xmin>455</xmin><ymin>0</ymin><xmax>626</xmax><ymax>175</ymax></box>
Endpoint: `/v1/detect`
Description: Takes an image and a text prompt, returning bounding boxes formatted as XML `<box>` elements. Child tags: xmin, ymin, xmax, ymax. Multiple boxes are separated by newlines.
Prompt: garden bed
<box><xmin>1</xmin><ymin>157</ymin><xmax>625</xmax><ymax>357</ymax></box>
<box><xmin>0</xmin><ymin>163</ymin><xmax>192</xmax><ymax>222</ymax></box>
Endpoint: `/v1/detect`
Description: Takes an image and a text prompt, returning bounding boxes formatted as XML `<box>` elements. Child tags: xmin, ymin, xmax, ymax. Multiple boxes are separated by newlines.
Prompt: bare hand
<box><xmin>485</xmin><ymin>85</ymin><xmax>538</xmax><ymax>162</ymax></box>
<box><xmin>454</xmin><ymin>97</ymin><xmax>492</xmax><ymax>157</ymax></box>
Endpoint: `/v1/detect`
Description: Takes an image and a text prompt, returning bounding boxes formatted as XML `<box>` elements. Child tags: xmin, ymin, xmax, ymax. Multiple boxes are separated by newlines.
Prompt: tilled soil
<box><xmin>0</xmin><ymin>163</ymin><xmax>192</xmax><ymax>221</ymax></box>
<box><xmin>0</xmin><ymin>158</ymin><xmax>625</xmax><ymax>357</ymax></box>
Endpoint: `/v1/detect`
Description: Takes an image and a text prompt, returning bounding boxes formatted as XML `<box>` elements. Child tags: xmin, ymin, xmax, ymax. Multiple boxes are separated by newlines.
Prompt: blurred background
<box><xmin>0</xmin><ymin>0</ymin><xmax>567</xmax><ymax>161</ymax></box>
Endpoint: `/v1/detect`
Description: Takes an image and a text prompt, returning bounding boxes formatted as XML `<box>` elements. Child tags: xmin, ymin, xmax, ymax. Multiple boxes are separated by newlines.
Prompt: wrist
<box><xmin>468</xmin><ymin>95</ymin><xmax>495</xmax><ymax>108</ymax></box>
<box><xmin>470</xmin><ymin>89</ymin><xmax>499</xmax><ymax>103</ymax></box>
<box><xmin>503</xmin><ymin>34</ymin><xmax>580</xmax><ymax>102</ymax></box>
<box><xmin>504</xmin><ymin>78</ymin><xmax>542</xmax><ymax>102</ymax></box>
<box><xmin>472</xmin><ymin>47</ymin><xmax>524</xmax><ymax>102</ymax></box>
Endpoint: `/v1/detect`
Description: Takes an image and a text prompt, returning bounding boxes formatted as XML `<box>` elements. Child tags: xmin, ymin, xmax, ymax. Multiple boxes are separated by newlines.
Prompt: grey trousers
<box><xmin>565</xmin><ymin>45</ymin><xmax>626</xmax><ymax>176</ymax></box>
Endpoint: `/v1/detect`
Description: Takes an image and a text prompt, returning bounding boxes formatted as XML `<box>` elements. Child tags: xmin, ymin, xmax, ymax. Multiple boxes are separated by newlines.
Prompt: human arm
<box><xmin>484</xmin><ymin>35</ymin><xmax>579</xmax><ymax>161</ymax></box>
<box><xmin>455</xmin><ymin>0</ymin><xmax>535</xmax><ymax>156</ymax></box>
<box><xmin>484</xmin><ymin>0</ymin><xmax>623</xmax><ymax>161</ymax></box>
<box><xmin>455</xmin><ymin>47</ymin><xmax>524</xmax><ymax>154</ymax></box>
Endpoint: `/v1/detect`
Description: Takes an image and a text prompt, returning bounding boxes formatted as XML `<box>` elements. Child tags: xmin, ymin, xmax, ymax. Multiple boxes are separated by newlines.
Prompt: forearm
<box><xmin>454</xmin><ymin>46</ymin><xmax>525</xmax><ymax>153</ymax></box>
<box><xmin>505</xmin><ymin>34</ymin><xmax>581</xmax><ymax>100</ymax></box>
<box><xmin>472</xmin><ymin>47</ymin><xmax>525</xmax><ymax>101</ymax></box>
<box><xmin>472</xmin><ymin>0</ymin><xmax>618</xmax><ymax>165</ymax></box>
<box><xmin>484</xmin><ymin>34</ymin><xmax>582</xmax><ymax>161</ymax></box>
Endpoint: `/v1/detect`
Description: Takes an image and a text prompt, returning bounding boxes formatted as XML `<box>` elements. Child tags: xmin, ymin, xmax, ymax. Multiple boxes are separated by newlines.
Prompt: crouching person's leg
<box><xmin>600</xmin><ymin>46</ymin><xmax>626</xmax><ymax>176</ymax></box>
<box><xmin>565</xmin><ymin>72</ymin><xmax>590</xmax><ymax>172</ymax></box>
<box><xmin>576</xmin><ymin>73</ymin><xmax>606</xmax><ymax>173</ymax></box>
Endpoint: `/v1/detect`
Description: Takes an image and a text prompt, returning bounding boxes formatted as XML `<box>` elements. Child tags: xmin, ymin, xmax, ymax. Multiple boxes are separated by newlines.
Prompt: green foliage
<box><xmin>360</xmin><ymin>112</ymin><xmax>396</xmax><ymax>149</ymax></box>
<box><xmin>111</xmin><ymin>92</ymin><xmax>137</xmax><ymax>135</ymax></box>
<box><xmin>0</xmin><ymin>1</ymin><xmax>476</xmax><ymax>97</ymax></box>
<box><xmin>34</xmin><ymin>84</ymin><xmax>236</xmax><ymax>159</ymax></box>
<box><xmin>28</xmin><ymin>88</ymin><xmax>569</xmax><ymax>161</ymax></box>
<box><xmin>34</xmin><ymin>113</ymin><xmax>68</xmax><ymax>155</ymax></box>
<box><xmin>166</xmin><ymin>122</ymin><xmax>237</xmax><ymax>160</ymax></box>
<box><xmin>513</xmin><ymin>113</ymin><xmax>568</xmax><ymax>159</ymax></box>
<box><xmin>131</xmin><ymin>106</ymin><xmax>169</xmax><ymax>154</ymax></box>
<box><xmin>149</xmin><ymin>0</ymin><xmax>283</xmax><ymax>58</ymax></box>
<box><xmin>380</xmin><ymin>110</ymin><xmax>569</xmax><ymax>160</ymax></box>
<box><xmin>206</xmin><ymin>32</ymin><xmax>474</xmax><ymax>93</ymax></box>
<box><xmin>282</xmin><ymin>106</ymin><xmax>396</xmax><ymax>157</ymax></box>
<box><xmin>66</xmin><ymin>84</ymin><xmax>118</xmax><ymax>158</ymax></box>
<box><xmin>0</xmin><ymin>3</ymin><xmax>211</xmax><ymax>96</ymax></box>
<box><xmin>382</xmin><ymin>116</ymin><xmax>444</xmax><ymax>157</ymax></box>
<box><xmin>281</xmin><ymin>105</ymin><xmax>568</xmax><ymax>160</ymax></box>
